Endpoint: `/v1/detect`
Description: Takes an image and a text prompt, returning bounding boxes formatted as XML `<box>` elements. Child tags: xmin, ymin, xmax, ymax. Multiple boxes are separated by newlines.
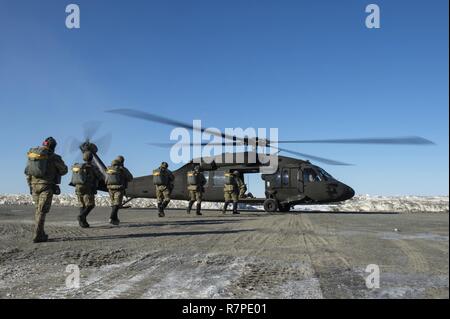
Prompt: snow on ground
<box><xmin>292</xmin><ymin>195</ymin><xmax>449</xmax><ymax>213</ymax></box>
<box><xmin>0</xmin><ymin>194</ymin><xmax>448</xmax><ymax>213</ymax></box>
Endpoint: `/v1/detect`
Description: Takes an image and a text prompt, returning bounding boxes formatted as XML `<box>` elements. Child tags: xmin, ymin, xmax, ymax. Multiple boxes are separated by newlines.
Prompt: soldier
<box><xmin>186</xmin><ymin>165</ymin><xmax>207</xmax><ymax>216</ymax></box>
<box><xmin>153</xmin><ymin>162</ymin><xmax>174</xmax><ymax>217</ymax></box>
<box><xmin>105</xmin><ymin>155</ymin><xmax>133</xmax><ymax>225</ymax></box>
<box><xmin>237</xmin><ymin>172</ymin><xmax>247</xmax><ymax>199</ymax></box>
<box><xmin>70</xmin><ymin>151</ymin><xmax>103</xmax><ymax>228</ymax></box>
<box><xmin>222</xmin><ymin>170</ymin><xmax>244</xmax><ymax>215</ymax></box>
<box><xmin>25</xmin><ymin>137</ymin><xmax>68</xmax><ymax>243</ymax></box>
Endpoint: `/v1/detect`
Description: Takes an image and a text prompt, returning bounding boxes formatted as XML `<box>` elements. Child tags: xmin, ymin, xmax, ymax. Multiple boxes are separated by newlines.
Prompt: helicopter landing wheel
<box><xmin>263</xmin><ymin>199</ymin><xmax>278</xmax><ymax>213</ymax></box>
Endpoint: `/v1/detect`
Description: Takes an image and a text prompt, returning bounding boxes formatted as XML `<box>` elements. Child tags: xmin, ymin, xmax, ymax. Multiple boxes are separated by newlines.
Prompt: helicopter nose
<box><xmin>342</xmin><ymin>185</ymin><xmax>355</xmax><ymax>201</ymax></box>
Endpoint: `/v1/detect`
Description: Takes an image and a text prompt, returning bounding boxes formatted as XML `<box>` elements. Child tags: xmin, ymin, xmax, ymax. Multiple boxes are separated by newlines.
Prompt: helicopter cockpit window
<box><xmin>318</xmin><ymin>168</ymin><xmax>334</xmax><ymax>181</ymax></box>
<box><xmin>303</xmin><ymin>168</ymin><xmax>322</xmax><ymax>183</ymax></box>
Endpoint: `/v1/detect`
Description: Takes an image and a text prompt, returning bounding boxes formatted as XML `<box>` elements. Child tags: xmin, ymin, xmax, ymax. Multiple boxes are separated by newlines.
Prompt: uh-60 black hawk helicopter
<box><xmin>78</xmin><ymin>108</ymin><xmax>434</xmax><ymax>213</ymax></box>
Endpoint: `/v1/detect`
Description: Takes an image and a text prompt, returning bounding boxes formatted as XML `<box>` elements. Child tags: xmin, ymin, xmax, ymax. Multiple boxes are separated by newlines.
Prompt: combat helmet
<box><xmin>161</xmin><ymin>161</ymin><xmax>169</xmax><ymax>169</ymax></box>
<box><xmin>43</xmin><ymin>137</ymin><xmax>57</xmax><ymax>151</ymax></box>
<box><xmin>115</xmin><ymin>155</ymin><xmax>125</xmax><ymax>165</ymax></box>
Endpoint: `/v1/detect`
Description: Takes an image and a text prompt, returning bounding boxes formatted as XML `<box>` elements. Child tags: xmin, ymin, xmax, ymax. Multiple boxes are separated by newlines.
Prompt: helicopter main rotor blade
<box><xmin>68</xmin><ymin>137</ymin><xmax>83</xmax><ymax>154</ymax></box>
<box><xmin>274</xmin><ymin>146</ymin><xmax>353</xmax><ymax>166</ymax></box>
<box><xmin>277</xmin><ymin>136</ymin><xmax>435</xmax><ymax>145</ymax></box>
<box><xmin>83</xmin><ymin>121</ymin><xmax>102</xmax><ymax>142</ymax></box>
<box><xmin>147</xmin><ymin>142</ymin><xmax>351</xmax><ymax>166</ymax></box>
<box><xmin>107</xmin><ymin>108</ymin><xmax>246</xmax><ymax>143</ymax></box>
<box><xmin>93</xmin><ymin>133</ymin><xmax>112</xmax><ymax>155</ymax></box>
<box><xmin>147</xmin><ymin>142</ymin><xmax>245</xmax><ymax>148</ymax></box>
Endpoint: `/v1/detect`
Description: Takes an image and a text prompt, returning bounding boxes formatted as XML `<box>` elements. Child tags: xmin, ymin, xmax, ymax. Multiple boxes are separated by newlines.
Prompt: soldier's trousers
<box><xmin>156</xmin><ymin>186</ymin><xmax>171</xmax><ymax>206</ymax></box>
<box><xmin>224</xmin><ymin>191</ymin><xmax>238</xmax><ymax>202</ymax></box>
<box><xmin>31</xmin><ymin>184</ymin><xmax>54</xmax><ymax>239</ymax></box>
<box><xmin>188</xmin><ymin>190</ymin><xmax>203</xmax><ymax>212</ymax></box>
<box><xmin>77</xmin><ymin>193</ymin><xmax>96</xmax><ymax>208</ymax></box>
<box><xmin>108</xmin><ymin>189</ymin><xmax>124</xmax><ymax>206</ymax></box>
<box><xmin>188</xmin><ymin>190</ymin><xmax>203</xmax><ymax>204</ymax></box>
<box><xmin>223</xmin><ymin>191</ymin><xmax>238</xmax><ymax>213</ymax></box>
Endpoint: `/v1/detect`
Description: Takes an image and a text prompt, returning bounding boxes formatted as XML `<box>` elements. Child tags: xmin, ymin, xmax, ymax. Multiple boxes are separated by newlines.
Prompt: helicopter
<box><xmin>77</xmin><ymin>109</ymin><xmax>434</xmax><ymax>213</ymax></box>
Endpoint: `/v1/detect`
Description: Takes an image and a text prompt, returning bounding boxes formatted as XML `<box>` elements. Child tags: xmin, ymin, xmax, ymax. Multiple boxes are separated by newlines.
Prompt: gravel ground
<box><xmin>0</xmin><ymin>205</ymin><xmax>448</xmax><ymax>299</ymax></box>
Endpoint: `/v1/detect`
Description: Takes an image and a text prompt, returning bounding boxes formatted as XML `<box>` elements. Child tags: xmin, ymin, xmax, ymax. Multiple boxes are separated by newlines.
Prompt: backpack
<box><xmin>71</xmin><ymin>163</ymin><xmax>88</xmax><ymax>186</ymax></box>
<box><xmin>224</xmin><ymin>173</ymin><xmax>235</xmax><ymax>185</ymax></box>
<box><xmin>187</xmin><ymin>171</ymin><xmax>199</xmax><ymax>186</ymax></box>
<box><xmin>106</xmin><ymin>166</ymin><xmax>123</xmax><ymax>186</ymax></box>
<box><xmin>25</xmin><ymin>147</ymin><xmax>50</xmax><ymax>178</ymax></box>
<box><xmin>153</xmin><ymin>169</ymin><xmax>168</xmax><ymax>186</ymax></box>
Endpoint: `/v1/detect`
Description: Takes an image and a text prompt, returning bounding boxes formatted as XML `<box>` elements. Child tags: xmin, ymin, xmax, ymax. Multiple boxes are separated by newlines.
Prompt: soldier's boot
<box><xmin>196</xmin><ymin>203</ymin><xmax>202</xmax><ymax>216</ymax></box>
<box><xmin>33</xmin><ymin>212</ymin><xmax>48</xmax><ymax>243</ymax></box>
<box><xmin>83</xmin><ymin>206</ymin><xmax>95</xmax><ymax>228</ymax></box>
<box><xmin>232</xmin><ymin>202</ymin><xmax>240</xmax><ymax>215</ymax></box>
<box><xmin>109</xmin><ymin>205</ymin><xmax>120</xmax><ymax>225</ymax></box>
<box><xmin>157</xmin><ymin>202</ymin><xmax>165</xmax><ymax>217</ymax></box>
<box><xmin>159</xmin><ymin>200</ymin><xmax>169</xmax><ymax>217</ymax></box>
<box><xmin>77</xmin><ymin>208</ymin><xmax>89</xmax><ymax>228</ymax></box>
<box><xmin>222</xmin><ymin>202</ymin><xmax>230</xmax><ymax>214</ymax></box>
<box><xmin>187</xmin><ymin>201</ymin><xmax>194</xmax><ymax>214</ymax></box>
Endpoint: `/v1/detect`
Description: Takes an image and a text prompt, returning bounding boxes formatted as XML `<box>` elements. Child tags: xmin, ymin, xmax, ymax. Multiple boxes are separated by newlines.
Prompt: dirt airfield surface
<box><xmin>0</xmin><ymin>205</ymin><xmax>448</xmax><ymax>299</ymax></box>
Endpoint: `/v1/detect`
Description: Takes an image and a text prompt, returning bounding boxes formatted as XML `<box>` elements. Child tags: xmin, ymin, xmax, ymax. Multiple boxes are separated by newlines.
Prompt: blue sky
<box><xmin>0</xmin><ymin>0</ymin><xmax>448</xmax><ymax>196</ymax></box>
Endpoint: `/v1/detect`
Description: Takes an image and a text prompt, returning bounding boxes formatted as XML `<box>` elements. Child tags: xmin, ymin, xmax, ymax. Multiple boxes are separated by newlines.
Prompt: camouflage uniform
<box><xmin>223</xmin><ymin>172</ymin><xmax>244</xmax><ymax>215</ymax></box>
<box><xmin>74</xmin><ymin>152</ymin><xmax>103</xmax><ymax>228</ymax></box>
<box><xmin>106</xmin><ymin>157</ymin><xmax>133</xmax><ymax>225</ymax></box>
<box><xmin>25</xmin><ymin>138</ymin><xmax>68</xmax><ymax>243</ymax></box>
<box><xmin>186</xmin><ymin>168</ymin><xmax>207</xmax><ymax>215</ymax></box>
<box><xmin>153</xmin><ymin>162</ymin><xmax>175</xmax><ymax>217</ymax></box>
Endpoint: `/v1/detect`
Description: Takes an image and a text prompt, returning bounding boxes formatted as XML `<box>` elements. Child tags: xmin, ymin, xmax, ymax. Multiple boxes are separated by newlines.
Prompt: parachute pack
<box><xmin>106</xmin><ymin>166</ymin><xmax>123</xmax><ymax>186</ymax></box>
<box><xmin>70</xmin><ymin>163</ymin><xmax>88</xmax><ymax>186</ymax></box>
<box><xmin>187</xmin><ymin>171</ymin><xmax>199</xmax><ymax>186</ymax></box>
<box><xmin>153</xmin><ymin>169</ymin><xmax>168</xmax><ymax>186</ymax></box>
<box><xmin>224</xmin><ymin>173</ymin><xmax>235</xmax><ymax>185</ymax></box>
<box><xmin>25</xmin><ymin>147</ymin><xmax>50</xmax><ymax>178</ymax></box>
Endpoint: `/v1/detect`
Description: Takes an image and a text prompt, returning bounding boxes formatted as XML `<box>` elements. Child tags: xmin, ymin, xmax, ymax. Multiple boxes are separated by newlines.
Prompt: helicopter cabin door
<box><xmin>263</xmin><ymin>167</ymin><xmax>298</xmax><ymax>201</ymax></box>
<box><xmin>302</xmin><ymin>167</ymin><xmax>330</xmax><ymax>202</ymax></box>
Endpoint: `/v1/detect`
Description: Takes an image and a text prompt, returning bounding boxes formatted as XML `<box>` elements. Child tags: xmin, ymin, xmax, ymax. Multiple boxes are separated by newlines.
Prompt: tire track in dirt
<box><xmin>45</xmin><ymin>251</ymin><xmax>165</xmax><ymax>298</ymax></box>
<box><xmin>394</xmin><ymin>240</ymin><xmax>430</xmax><ymax>273</ymax></box>
<box><xmin>298</xmin><ymin>214</ymin><xmax>365</xmax><ymax>298</ymax></box>
<box><xmin>45</xmin><ymin>216</ymin><xmax>253</xmax><ymax>298</ymax></box>
<box><xmin>222</xmin><ymin>214</ymin><xmax>323</xmax><ymax>298</ymax></box>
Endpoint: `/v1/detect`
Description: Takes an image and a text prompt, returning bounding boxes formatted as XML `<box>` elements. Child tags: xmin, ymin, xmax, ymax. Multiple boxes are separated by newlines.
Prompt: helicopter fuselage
<box><xmin>123</xmin><ymin>153</ymin><xmax>355</xmax><ymax>212</ymax></box>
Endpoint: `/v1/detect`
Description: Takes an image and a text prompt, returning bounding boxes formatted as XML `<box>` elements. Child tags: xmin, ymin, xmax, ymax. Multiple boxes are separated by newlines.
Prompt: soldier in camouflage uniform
<box><xmin>186</xmin><ymin>165</ymin><xmax>207</xmax><ymax>216</ymax></box>
<box><xmin>106</xmin><ymin>156</ymin><xmax>133</xmax><ymax>225</ymax></box>
<box><xmin>153</xmin><ymin>162</ymin><xmax>174</xmax><ymax>217</ymax></box>
<box><xmin>222</xmin><ymin>171</ymin><xmax>245</xmax><ymax>215</ymax></box>
<box><xmin>25</xmin><ymin>137</ymin><xmax>68</xmax><ymax>243</ymax></box>
<box><xmin>73</xmin><ymin>151</ymin><xmax>103</xmax><ymax>228</ymax></box>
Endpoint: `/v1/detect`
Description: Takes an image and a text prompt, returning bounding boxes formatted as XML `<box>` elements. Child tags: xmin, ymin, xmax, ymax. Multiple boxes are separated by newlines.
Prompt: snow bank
<box><xmin>0</xmin><ymin>194</ymin><xmax>448</xmax><ymax>213</ymax></box>
<box><xmin>292</xmin><ymin>195</ymin><xmax>449</xmax><ymax>213</ymax></box>
<box><xmin>0</xmin><ymin>194</ymin><xmax>227</xmax><ymax>210</ymax></box>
